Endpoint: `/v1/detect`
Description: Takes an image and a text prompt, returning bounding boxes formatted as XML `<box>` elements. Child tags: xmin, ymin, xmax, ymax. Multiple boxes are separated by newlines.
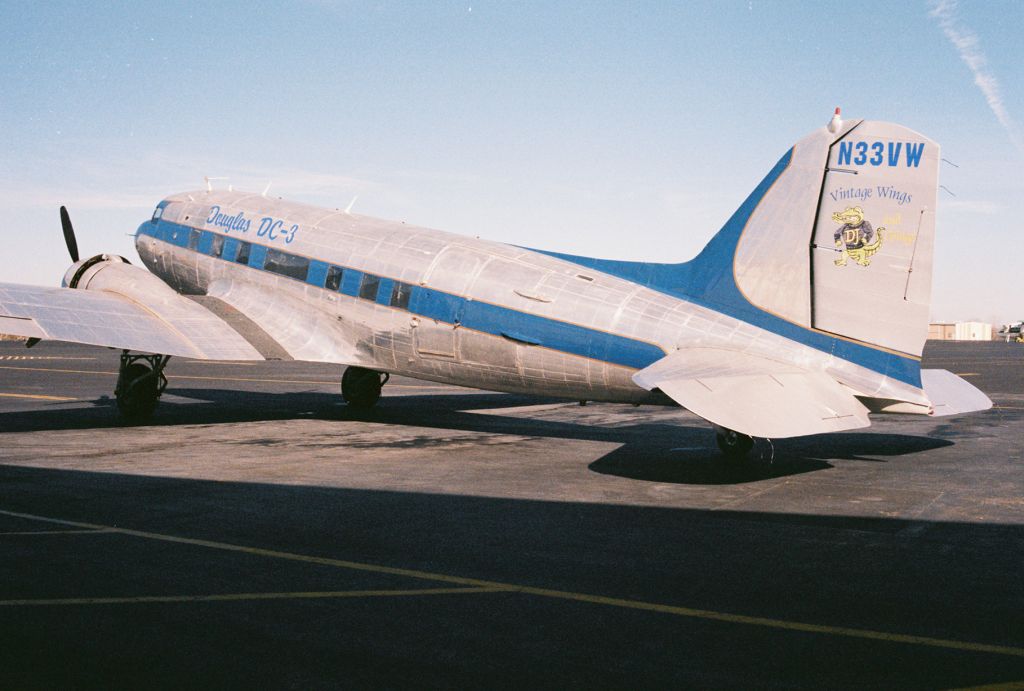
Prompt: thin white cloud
<box><xmin>929</xmin><ymin>0</ymin><xmax>1024</xmax><ymax>156</ymax></box>
<box><xmin>0</xmin><ymin>184</ymin><xmax>158</xmax><ymax>211</ymax></box>
<box><xmin>938</xmin><ymin>198</ymin><xmax>1003</xmax><ymax>215</ymax></box>
<box><xmin>0</xmin><ymin>150</ymin><xmax>383</xmax><ymax>213</ymax></box>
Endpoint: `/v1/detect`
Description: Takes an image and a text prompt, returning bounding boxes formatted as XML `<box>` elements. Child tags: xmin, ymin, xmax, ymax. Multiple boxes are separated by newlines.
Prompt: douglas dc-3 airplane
<box><xmin>0</xmin><ymin>114</ymin><xmax>991</xmax><ymax>457</ymax></box>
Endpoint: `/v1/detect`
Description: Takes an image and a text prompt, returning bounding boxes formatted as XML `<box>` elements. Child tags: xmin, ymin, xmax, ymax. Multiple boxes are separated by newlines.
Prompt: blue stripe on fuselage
<box><xmin>136</xmin><ymin>219</ymin><xmax>666</xmax><ymax>370</ymax></box>
<box><xmin>529</xmin><ymin>148</ymin><xmax>922</xmax><ymax>388</ymax></box>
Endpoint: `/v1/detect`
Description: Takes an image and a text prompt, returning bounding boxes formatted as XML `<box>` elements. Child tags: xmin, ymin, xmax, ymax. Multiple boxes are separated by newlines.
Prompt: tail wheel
<box><xmin>341</xmin><ymin>367</ymin><xmax>389</xmax><ymax>409</ymax></box>
<box><xmin>116</xmin><ymin>363</ymin><xmax>160</xmax><ymax>420</ymax></box>
<box><xmin>715</xmin><ymin>428</ymin><xmax>754</xmax><ymax>459</ymax></box>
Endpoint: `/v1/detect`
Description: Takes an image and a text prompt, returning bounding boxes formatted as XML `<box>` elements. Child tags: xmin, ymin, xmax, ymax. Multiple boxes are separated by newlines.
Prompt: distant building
<box><xmin>928</xmin><ymin>322</ymin><xmax>993</xmax><ymax>341</ymax></box>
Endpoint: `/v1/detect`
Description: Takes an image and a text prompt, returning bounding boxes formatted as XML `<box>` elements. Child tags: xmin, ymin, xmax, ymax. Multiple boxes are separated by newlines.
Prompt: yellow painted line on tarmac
<box><xmin>0</xmin><ymin>365</ymin><xmax>337</xmax><ymax>385</ymax></box>
<box><xmin>2</xmin><ymin>508</ymin><xmax>1023</xmax><ymax>659</ymax></box>
<box><xmin>0</xmin><ymin>356</ymin><xmax>96</xmax><ymax>361</ymax></box>
<box><xmin>165</xmin><ymin>379</ymin><xmax>450</xmax><ymax>389</ymax></box>
<box><xmin>0</xmin><ymin>366</ymin><xmax>117</xmax><ymax>377</ymax></box>
<box><xmin>0</xmin><ymin>365</ymin><xmax>340</xmax><ymax>386</ymax></box>
<box><xmin>188</xmin><ymin>361</ymin><xmax>259</xmax><ymax>366</ymax></box>
<box><xmin>0</xmin><ymin>529</ymin><xmax>115</xmax><ymax>536</ymax></box>
<box><xmin>0</xmin><ymin>365</ymin><xmax>453</xmax><ymax>389</ymax></box>
<box><xmin>0</xmin><ymin>392</ymin><xmax>76</xmax><ymax>401</ymax></box>
<box><xmin>468</xmin><ymin>402</ymin><xmax>573</xmax><ymax>415</ymax></box>
<box><xmin>946</xmin><ymin>681</ymin><xmax>1024</xmax><ymax>691</ymax></box>
<box><xmin>954</xmin><ymin>372</ymin><xmax>980</xmax><ymax>377</ymax></box>
<box><xmin>0</xmin><ymin>586</ymin><xmax>506</xmax><ymax>607</ymax></box>
<box><xmin>378</xmin><ymin>384</ymin><xmax>457</xmax><ymax>389</ymax></box>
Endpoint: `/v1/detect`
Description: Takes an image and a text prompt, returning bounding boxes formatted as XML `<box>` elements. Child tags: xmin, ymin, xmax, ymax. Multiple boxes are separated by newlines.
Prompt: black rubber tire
<box><xmin>715</xmin><ymin>429</ymin><xmax>754</xmax><ymax>459</ymax></box>
<box><xmin>341</xmin><ymin>367</ymin><xmax>383</xmax><ymax>409</ymax></box>
<box><xmin>117</xmin><ymin>363</ymin><xmax>159</xmax><ymax>421</ymax></box>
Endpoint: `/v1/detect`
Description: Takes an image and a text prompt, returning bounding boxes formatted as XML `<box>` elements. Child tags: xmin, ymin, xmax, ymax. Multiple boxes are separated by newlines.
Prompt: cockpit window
<box><xmin>151</xmin><ymin>205</ymin><xmax>164</xmax><ymax>223</ymax></box>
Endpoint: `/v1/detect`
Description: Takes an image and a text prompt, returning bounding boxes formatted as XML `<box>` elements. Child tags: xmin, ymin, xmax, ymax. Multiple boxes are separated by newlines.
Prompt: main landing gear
<box><xmin>341</xmin><ymin>366</ymin><xmax>389</xmax><ymax>410</ymax></box>
<box><xmin>715</xmin><ymin>426</ymin><xmax>754</xmax><ymax>460</ymax></box>
<box><xmin>115</xmin><ymin>351</ymin><xmax>169</xmax><ymax>421</ymax></box>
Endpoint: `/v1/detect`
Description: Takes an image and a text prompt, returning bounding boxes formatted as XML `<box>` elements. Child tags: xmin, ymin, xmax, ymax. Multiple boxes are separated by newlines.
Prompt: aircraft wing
<box><xmin>632</xmin><ymin>347</ymin><xmax>871</xmax><ymax>438</ymax></box>
<box><xmin>0</xmin><ymin>282</ymin><xmax>263</xmax><ymax>360</ymax></box>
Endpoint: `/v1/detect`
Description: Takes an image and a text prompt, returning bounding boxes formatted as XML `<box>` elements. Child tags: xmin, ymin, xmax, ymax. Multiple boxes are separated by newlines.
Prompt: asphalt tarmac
<box><xmin>0</xmin><ymin>339</ymin><xmax>1022</xmax><ymax>689</ymax></box>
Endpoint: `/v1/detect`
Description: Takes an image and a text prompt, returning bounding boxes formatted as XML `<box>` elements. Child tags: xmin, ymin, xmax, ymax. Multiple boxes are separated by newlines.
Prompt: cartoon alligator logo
<box><xmin>832</xmin><ymin>206</ymin><xmax>884</xmax><ymax>267</ymax></box>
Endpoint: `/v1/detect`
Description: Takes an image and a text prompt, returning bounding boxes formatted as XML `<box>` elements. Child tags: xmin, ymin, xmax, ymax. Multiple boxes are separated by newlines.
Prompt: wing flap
<box><xmin>633</xmin><ymin>347</ymin><xmax>870</xmax><ymax>438</ymax></box>
<box><xmin>0</xmin><ymin>282</ymin><xmax>263</xmax><ymax>360</ymax></box>
<box><xmin>0</xmin><ymin>314</ymin><xmax>46</xmax><ymax>339</ymax></box>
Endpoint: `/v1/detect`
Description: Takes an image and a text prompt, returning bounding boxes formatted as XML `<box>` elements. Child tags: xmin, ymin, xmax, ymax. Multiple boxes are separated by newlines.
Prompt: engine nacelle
<box><xmin>62</xmin><ymin>254</ymin><xmax>132</xmax><ymax>289</ymax></box>
<box><xmin>61</xmin><ymin>255</ymin><xmax>185</xmax><ymax>314</ymax></box>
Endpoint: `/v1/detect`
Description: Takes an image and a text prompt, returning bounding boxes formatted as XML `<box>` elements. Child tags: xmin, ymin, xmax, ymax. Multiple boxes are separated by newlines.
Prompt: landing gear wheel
<box><xmin>115</xmin><ymin>351</ymin><xmax>169</xmax><ymax>421</ymax></box>
<box><xmin>715</xmin><ymin>428</ymin><xmax>754</xmax><ymax>459</ymax></box>
<box><xmin>341</xmin><ymin>367</ymin><xmax>389</xmax><ymax>410</ymax></box>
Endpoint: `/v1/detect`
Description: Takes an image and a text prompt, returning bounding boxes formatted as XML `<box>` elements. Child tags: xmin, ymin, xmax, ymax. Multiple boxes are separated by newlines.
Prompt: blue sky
<box><xmin>1</xmin><ymin>0</ymin><xmax>1021</xmax><ymax>323</ymax></box>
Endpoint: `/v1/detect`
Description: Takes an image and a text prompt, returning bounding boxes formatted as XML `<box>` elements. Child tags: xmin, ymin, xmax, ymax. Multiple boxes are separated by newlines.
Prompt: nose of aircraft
<box><xmin>134</xmin><ymin>220</ymin><xmax>153</xmax><ymax>255</ymax></box>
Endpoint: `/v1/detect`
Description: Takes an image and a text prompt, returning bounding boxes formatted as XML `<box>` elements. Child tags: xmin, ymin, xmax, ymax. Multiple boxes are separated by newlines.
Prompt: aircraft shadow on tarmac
<box><xmin>0</xmin><ymin>386</ymin><xmax>954</xmax><ymax>486</ymax></box>
<box><xmin>0</xmin><ymin>463</ymin><xmax>1021</xmax><ymax>689</ymax></box>
<box><xmin>586</xmin><ymin>431</ymin><xmax>953</xmax><ymax>485</ymax></box>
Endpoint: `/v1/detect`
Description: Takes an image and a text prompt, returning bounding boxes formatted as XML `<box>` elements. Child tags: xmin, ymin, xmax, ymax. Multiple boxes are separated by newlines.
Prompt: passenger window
<box><xmin>264</xmin><ymin>248</ymin><xmax>310</xmax><ymax>281</ymax></box>
<box><xmin>359</xmin><ymin>274</ymin><xmax>380</xmax><ymax>301</ymax></box>
<box><xmin>210</xmin><ymin>234</ymin><xmax>225</xmax><ymax>258</ymax></box>
<box><xmin>390</xmin><ymin>281</ymin><xmax>412</xmax><ymax>310</ymax></box>
<box><xmin>325</xmin><ymin>265</ymin><xmax>344</xmax><ymax>291</ymax></box>
<box><xmin>236</xmin><ymin>242</ymin><xmax>251</xmax><ymax>265</ymax></box>
<box><xmin>188</xmin><ymin>229</ymin><xmax>201</xmax><ymax>250</ymax></box>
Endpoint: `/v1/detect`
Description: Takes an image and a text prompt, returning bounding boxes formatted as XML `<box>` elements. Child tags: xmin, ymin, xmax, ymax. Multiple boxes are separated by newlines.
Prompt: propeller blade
<box><xmin>60</xmin><ymin>206</ymin><xmax>79</xmax><ymax>262</ymax></box>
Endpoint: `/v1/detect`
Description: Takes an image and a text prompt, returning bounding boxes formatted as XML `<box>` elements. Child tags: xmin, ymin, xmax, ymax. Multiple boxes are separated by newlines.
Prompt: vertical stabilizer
<box><xmin>731</xmin><ymin>124</ymin><xmax>855</xmax><ymax>326</ymax></box>
<box><xmin>529</xmin><ymin>116</ymin><xmax>939</xmax><ymax>380</ymax></box>
<box><xmin>726</xmin><ymin>119</ymin><xmax>938</xmax><ymax>358</ymax></box>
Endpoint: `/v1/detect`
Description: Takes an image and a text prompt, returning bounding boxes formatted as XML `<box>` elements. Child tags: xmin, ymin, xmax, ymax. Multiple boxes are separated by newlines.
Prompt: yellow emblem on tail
<box><xmin>832</xmin><ymin>206</ymin><xmax>884</xmax><ymax>267</ymax></box>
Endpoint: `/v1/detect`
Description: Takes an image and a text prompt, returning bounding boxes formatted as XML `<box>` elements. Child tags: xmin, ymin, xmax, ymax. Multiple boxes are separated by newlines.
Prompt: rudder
<box><xmin>809</xmin><ymin>122</ymin><xmax>938</xmax><ymax>356</ymax></box>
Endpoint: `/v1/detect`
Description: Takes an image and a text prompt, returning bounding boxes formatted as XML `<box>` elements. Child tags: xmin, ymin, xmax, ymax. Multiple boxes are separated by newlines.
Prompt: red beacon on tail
<box><xmin>827</xmin><ymin>107</ymin><xmax>843</xmax><ymax>133</ymax></box>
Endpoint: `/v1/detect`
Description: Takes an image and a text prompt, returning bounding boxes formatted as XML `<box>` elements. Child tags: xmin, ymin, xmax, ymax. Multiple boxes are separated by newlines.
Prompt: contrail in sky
<box><xmin>929</xmin><ymin>0</ymin><xmax>1024</xmax><ymax>156</ymax></box>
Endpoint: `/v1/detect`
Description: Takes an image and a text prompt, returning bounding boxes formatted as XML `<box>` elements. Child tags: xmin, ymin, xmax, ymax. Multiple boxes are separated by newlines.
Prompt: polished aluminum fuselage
<box><xmin>135</xmin><ymin>190</ymin><xmax>922</xmax><ymax>406</ymax></box>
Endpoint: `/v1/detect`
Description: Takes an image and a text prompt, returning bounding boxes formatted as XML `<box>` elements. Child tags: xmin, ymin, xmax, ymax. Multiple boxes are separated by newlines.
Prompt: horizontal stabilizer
<box><xmin>632</xmin><ymin>348</ymin><xmax>870</xmax><ymax>438</ymax></box>
<box><xmin>921</xmin><ymin>369</ymin><xmax>992</xmax><ymax>417</ymax></box>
